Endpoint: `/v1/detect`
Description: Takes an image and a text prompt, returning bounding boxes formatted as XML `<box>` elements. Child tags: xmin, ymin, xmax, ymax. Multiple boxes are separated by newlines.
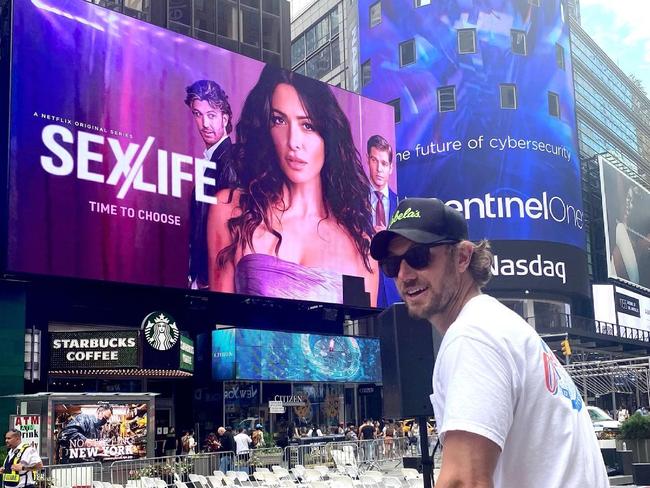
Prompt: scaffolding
<box><xmin>565</xmin><ymin>357</ymin><xmax>650</xmax><ymax>407</ymax></box>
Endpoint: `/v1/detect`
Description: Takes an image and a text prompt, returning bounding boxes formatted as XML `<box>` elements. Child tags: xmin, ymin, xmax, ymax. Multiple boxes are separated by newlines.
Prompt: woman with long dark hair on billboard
<box><xmin>207</xmin><ymin>65</ymin><xmax>377</xmax><ymax>305</ymax></box>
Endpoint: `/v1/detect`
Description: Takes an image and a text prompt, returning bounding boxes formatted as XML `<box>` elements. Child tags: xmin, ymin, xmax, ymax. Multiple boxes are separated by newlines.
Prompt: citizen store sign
<box><xmin>50</xmin><ymin>331</ymin><xmax>140</xmax><ymax>369</ymax></box>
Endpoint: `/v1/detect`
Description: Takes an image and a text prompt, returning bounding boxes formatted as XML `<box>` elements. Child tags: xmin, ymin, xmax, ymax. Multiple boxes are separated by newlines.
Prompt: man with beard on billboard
<box><xmin>58</xmin><ymin>404</ymin><xmax>113</xmax><ymax>462</ymax></box>
<box><xmin>185</xmin><ymin>80</ymin><xmax>238</xmax><ymax>290</ymax></box>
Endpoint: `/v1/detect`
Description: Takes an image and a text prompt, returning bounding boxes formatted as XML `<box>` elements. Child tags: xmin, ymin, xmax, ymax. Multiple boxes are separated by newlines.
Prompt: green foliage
<box><xmin>620</xmin><ymin>413</ymin><xmax>650</xmax><ymax>439</ymax></box>
<box><xmin>263</xmin><ymin>432</ymin><xmax>275</xmax><ymax>448</ymax></box>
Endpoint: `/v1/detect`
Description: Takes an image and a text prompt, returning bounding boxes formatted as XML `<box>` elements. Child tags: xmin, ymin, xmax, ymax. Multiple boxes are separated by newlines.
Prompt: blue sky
<box><xmin>574</xmin><ymin>0</ymin><xmax>650</xmax><ymax>93</ymax></box>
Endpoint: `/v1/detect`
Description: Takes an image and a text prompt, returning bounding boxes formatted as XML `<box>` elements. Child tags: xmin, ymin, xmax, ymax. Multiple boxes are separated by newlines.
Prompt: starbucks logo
<box><xmin>142</xmin><ymin>312</ymin><xmax>179</xmax><ymax>351</ymax></box>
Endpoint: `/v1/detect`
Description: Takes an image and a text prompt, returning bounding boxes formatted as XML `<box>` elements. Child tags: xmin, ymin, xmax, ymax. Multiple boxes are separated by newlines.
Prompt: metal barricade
<box><xmin>283</xmin><ymin>442</ymin><xmax>331</xmax><ymax>469</ymax></box>
<box><xmin>109</xmin><ymin>452</ymin><xmax>234</xmax><ymax>485</ymax></box>
<box><xmin>38</xmin><ymin>461</ymin><xmax>103</xmax><ymax>487</ymax></box>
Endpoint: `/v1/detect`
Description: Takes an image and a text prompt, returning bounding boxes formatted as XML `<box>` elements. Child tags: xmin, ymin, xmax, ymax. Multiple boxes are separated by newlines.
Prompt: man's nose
<box><xmin>397</xmin><ymin>258</ymin><xmax>417</xmax><ymax>281</ymax></box>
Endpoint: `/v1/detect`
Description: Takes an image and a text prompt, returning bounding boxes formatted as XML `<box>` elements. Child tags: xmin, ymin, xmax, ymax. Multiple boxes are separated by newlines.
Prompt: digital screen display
<box><xmin>53</xmin><ymin>402</ymin><xmax>148</xmax><ymax>464</ymax></box>
<box><xmin>359</xmin><ymin>0</ymin><xmax>587</xmax><ymax>297</ymax></box>
<box><xmin>599</xmin><ymin>157</ymin><xmax>650</xmax><ymax>290</ymax></box>
<box><xmin>212</xmin><ymin>329</ymin><xmax>382</xmax><ymax>383</ymax></box>
<box><xmin>50</xmin><ymin>331</ymin><xmax>140</xmax><ymax>370</ymax></box>
<box><xmin>8</xmin><ymin>0</ymin><xmax>395</xmax><ymax>307</ymax></box>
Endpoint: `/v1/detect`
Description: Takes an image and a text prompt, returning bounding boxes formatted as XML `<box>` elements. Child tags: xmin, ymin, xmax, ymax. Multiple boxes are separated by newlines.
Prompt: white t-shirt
<box><xmin>234</xmin><ymin>432</ymin><xmax>251</xmax><ymax>454</ymax></box>
<box><xmin>430</xmin><ymin>294</ymin><xmax>608</xmax><ymax>488</ymax></box>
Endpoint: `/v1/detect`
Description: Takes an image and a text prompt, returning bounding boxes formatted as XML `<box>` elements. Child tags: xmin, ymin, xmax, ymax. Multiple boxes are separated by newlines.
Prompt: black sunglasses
<box><xmin>380</xmin><ymin>241</ymin><xmax>457</xmax><ymax>278</ymax></box>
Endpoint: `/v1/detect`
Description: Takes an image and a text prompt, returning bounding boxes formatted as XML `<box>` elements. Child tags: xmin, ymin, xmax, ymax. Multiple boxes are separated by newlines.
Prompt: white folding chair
<box><xmin>270</xmin><ymin>467</ymin><xmax>290</xmax><ymax>480</ymax></box>
<box><xmin>312</xmin><ymin>467</ymin><xmax>329</xmax><ymax>479</ymax></box>
<box><xmin>382</xmin><ymin>477</ymin><xmax>402</xmax><ymax>488</ymax></box>
<box><xmin>208</xmin><ymin>475</ymin><xmax>224</xmax><ymax>488</ymax></box>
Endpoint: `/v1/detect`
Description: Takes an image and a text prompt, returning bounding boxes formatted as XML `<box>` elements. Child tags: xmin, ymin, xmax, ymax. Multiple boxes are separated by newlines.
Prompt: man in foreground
<box><xmin>370</xmin><ymin>197</ymin><xmax>608</xmax><ymax>487</ymax></box>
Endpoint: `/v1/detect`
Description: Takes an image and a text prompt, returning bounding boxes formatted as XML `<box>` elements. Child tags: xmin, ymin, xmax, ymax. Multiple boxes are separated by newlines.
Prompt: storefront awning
<box><xmin>48</xmin><ymin>368</ymin><xmax>192</xmax><ymax>378</ymax></box>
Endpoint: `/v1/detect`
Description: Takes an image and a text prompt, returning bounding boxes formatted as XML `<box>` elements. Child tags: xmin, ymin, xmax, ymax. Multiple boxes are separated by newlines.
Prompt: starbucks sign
<box><xmin>142</xmin><ymin>311</ymin><xmax>179</xmax><ymax>351</ymax></box>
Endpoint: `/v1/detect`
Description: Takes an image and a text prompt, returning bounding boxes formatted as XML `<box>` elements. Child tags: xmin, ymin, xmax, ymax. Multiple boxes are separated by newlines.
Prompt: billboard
<box><xmin>593</xmin><ymin>284</ymin><xmax>650</xmax><ymax>333</ymax></box>
<box><xmin>359</xmin><ymin>0</ymin><xmax>588</xmax><ymax>296</ymax></box>
<box><xmin>50</xmin><ymin>331</ymin><xmax>140</xmax><ymax>370</ymax></box>
<box><xmin>212</xmin><ymin>328</ymin><xmax>382</xmax><ymax>383</ymax></box>
<box><xmin>599</xmin><ymin>157</ymin><xmax>650</xmax><ymax>290</ymax></box>
<box><xmin>8</xmin><ymin>0</ymin><xmax>395</xmax><ymax>308</ymax></box>
<box><xmin>54</xmin><ymin>402</ymin><xmax>147</xmax><ymax>463</ymax></box>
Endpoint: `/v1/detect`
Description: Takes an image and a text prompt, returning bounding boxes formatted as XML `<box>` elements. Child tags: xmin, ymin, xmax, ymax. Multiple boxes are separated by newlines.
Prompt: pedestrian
<box><xmin>370</xmin><ymin>197</ymin><xmax>609</xmax><ymax>487</ymax></box>
<box><xmin>233</xmin><ymin>428</ymin><xmax>252</xmax><ymax>472</ymax></box>
<box><xmin>251</xmin><ymin>424</ymin><xmax>265</xmax><ymax>448</ymax></box>
<box><xmin>618</xmin><ymin>406</ymin><xmax>630</xmax><ymax>422</ymax></box>
<box><xmin>217</xmin><ymin>427</ymin><xmax>235</xmax><ymax>473</ymax></box>
<box><xmin>0</xmin><ymin>429</ymin><xmax>43</xmax><ymax>488</ymax></box>
<box><xmin>164</xmin><ymin>427</ymin><xmax>178</xmax><ymax>457</ymax></box>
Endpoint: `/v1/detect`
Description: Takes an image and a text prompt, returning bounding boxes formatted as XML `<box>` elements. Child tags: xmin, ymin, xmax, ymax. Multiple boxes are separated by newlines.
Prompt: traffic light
<box><xmin>561</xmin><ymin>339</ymin><xmax>572</xmax><ymax>356</ymax></box>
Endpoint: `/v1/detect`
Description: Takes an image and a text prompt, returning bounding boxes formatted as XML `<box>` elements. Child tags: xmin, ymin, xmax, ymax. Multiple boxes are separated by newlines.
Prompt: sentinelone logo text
<box><xmin>446</xmin><ymin>193</ymin><xmax>584</xmax><ymax>230</ymax></box>
<box><xmin>492</xmin><ymin>254</ymin><xmax>567</xmax><ymax>284</ymax></box>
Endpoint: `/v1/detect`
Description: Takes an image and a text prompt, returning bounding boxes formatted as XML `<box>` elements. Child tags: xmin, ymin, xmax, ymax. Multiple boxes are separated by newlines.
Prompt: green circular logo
<box><xmin>142</xmin><ymin>311</ymin><xmax>179</xmax><ymax>351</ymax></box>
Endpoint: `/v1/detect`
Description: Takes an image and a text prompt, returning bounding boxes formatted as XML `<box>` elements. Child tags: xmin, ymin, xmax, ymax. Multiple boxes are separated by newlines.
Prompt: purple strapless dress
<box><xmin>235</xmin><ymin>253</ymin><xmax>344</xmax><ymax>303</ymax></box>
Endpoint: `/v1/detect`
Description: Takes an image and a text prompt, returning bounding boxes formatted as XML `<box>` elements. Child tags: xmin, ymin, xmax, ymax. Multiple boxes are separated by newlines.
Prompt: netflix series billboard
<box><xmin>8</xmin><ymin>0</ymin><xmax>395</xmax><ymax>308</ymax></box>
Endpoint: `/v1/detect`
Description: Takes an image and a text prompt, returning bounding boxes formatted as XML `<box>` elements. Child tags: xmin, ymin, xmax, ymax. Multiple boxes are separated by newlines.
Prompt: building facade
<box><xmin>87</xmin><ymin>0</ymin><xmax>292</xmax><ymax>67</ymax></box>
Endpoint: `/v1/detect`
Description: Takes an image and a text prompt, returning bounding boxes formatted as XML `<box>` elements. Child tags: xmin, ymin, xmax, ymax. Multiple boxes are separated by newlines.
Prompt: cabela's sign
<box><xmin>50</xmin><ymin>330</ymin><xmax>140</xmax><ymax>369</ymax></box>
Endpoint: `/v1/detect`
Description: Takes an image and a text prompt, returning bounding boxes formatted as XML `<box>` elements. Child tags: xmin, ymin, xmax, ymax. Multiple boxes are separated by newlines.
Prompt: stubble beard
<box><xmin>404</xmin><ymin>258</ymin><xmax>459</xmax><ymax>323</ymax></box>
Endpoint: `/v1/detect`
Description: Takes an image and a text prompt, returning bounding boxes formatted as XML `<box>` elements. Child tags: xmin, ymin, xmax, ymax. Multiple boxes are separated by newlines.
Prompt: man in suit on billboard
<box><xmin>185</xmin><ymin>80</ymin><xmax>238</xmax><ymax>289</ymax></box>
<box><xmin>367</xmin><ymin>135</ymin><xmax>399</xmax><ymax>306</ymax></box>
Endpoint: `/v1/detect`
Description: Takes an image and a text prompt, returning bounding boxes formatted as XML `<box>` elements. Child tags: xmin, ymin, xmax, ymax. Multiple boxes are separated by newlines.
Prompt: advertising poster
<box><xmin>212</xmin><ymin>328</ymin><xmax>382</xmax><ymax>382</ymax></box>
<box><xmin>359</xmin><ymin>0</ymin><xmax>588</xmax><ymax>296</ymax></box>
<box><xmin>8</xmin><ymin>0</ymin><xmax>395</xmax><ymax>308</ymax></box>
<box><xmin>10</xmin><ymin>415</ymin><xmax>40</xmax><ymax>452</ymax></box>
<box><xmin>53</xmin><ymin>402</ymin><xmax>148</xmax><ymax>463</ymax></box>
<box><xmin>599</xmin><ymin>157</ymin><xmax>650</xmax><ymax>290</ymax></box>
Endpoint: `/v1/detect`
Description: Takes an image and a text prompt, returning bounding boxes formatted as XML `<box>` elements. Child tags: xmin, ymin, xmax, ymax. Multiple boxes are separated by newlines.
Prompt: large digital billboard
<box><xmin>212</xmin><ymin>328</ymin><xmax>382</xmax><ymax>383</ymax></box>
<box><xmin>53</xmin><ymin>402</ymin><xmax>147</xmax><ymax>464</ymax></box>
<box><xmin>359</xmin><ymin>0</ymin><xmax>588</xmax><ymax>297</ymax></box>
<box><xmin>8</xmin><ymin>0</ymin><xmax>395</xmax><ymax>308</ymax></box>
<box><xmin>599</xmin><ymin>157</ymin><xmax>650</xmax><ymax>290</ymax></box>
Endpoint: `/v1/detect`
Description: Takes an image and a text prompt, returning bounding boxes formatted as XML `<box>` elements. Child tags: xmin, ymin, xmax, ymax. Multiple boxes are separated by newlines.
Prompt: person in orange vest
<box><xmin>0</xmin><ymin>429</ymin><xmax>43</xmax><ymax>488</ymax></box>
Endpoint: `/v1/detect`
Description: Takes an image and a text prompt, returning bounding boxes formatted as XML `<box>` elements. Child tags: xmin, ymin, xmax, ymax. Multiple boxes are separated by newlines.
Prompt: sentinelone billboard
<box><xmin>7</xmin><ymin>0</ymin><xmax>395</xmax><ymax>308</ymax></box>
<box><xmin>599</xmin><ymin>157</ymin><xmax>650</xmax><ymax>290</ymax></box>
<box><xmin>359</xmin><ymin>0</ymin><xmax>588</xmax><ymax>297</ymax></box>
<box><xmin>212</xmin><ymin>328</ymin><xmax>382</xmax><ymax>383</ymax></box>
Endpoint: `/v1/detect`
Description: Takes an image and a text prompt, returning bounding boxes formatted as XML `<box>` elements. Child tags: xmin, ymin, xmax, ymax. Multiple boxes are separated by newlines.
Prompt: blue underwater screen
<box><xmin>212</xmin><ymin>329</ymin><xmax>381</xmax><ymax>382</ymax></box>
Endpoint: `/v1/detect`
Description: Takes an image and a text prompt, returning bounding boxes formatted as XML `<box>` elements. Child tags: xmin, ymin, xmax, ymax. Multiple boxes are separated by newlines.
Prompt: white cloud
<box><xmin>579</xmin><ymin>0</ymin><xmax>650</xmax><ymax>90</ymax></box>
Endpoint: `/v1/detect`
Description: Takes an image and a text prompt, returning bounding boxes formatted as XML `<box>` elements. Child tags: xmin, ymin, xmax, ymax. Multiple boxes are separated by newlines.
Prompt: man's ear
<box><xmin>456</xmin><ymin>240</ymin><xmax>474</xmax><ymax>273</ymax></box>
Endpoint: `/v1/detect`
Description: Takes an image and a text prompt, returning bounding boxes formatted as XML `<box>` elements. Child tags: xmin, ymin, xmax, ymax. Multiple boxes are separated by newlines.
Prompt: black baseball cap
<box><xmin>370</xmin><ymin>197</ymin><xmax>468</xmax><ymax>260</ymax></box>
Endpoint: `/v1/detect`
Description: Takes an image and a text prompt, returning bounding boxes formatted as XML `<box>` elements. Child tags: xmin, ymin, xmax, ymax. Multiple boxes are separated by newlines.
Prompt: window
<box><xmin>194</xmin><ymin>0</ymin><xmax>216</xmax><ymax>32</ymax></box>
<box><xmin>361</xmin><ymin>59</ymin><xmax>371</xmax><ymax>87</ymax></box>
<box><xmin>218</xmin><ymin>0</ymin><xmax>238</xmax><ymax>40</ymax></box>
<box><xmin>548</xmin><ymin>91</ymin><xmax>560</xmax><ymax>117</ymax></box>
<box><xmin>262</xmin><ymin>14</ymin><xmax>280</xmax><ymax>52</ymax></box>
<box><xmin>499</xmin><ymin>84</ymin><xmax>517</xmax><ymax>109</ymax></box>
<box><xmin>370</xmin><ymin>1</ymin><xmax>381</xmax><ymax>28</ymax></box>
<box><xmin>555</xmin><ymin>43</ymin><xmax>565</xmax><ymax>70</ymax></box>
<box><xmin>306</xmin><ymin>45</ymin><xmax>331</xmax><ymax>79</ymax></box>
<box><xmin>414</xmin><ymin>0</ymin><xmax>431</xmax><ymax>6</ymax></box>
<box><xmin>457</xmin><ymin>29</ymin><xmax>477</xmax><ymax>54</ymax></box>
<box><xmin>399</xmin><ymin>39</ymin><xmax>416</xmax><ymax>66</ymax></box>
<box><xmin>331</xmin><ymin>39</ymin><xmax>341</xmax><ymax>69</ymax></box>
<box><xmin>330</xmin><ymin>8</ymin><xmax>340</xmax><ymax>37</ymax></box>
<box><xmin>241</xmin><ymin>8</ymin><xmax>260</xmax><ymax>47</ymax></box>
<box><xmin>437</xmin><ymin>86</ymin><xmax>456</xmax><ymax>112</ymax></box>
<box><xmin>511</xmin><ymin>30</ymin><xmax>527</xmax><ymax>55</ymax></box>
<box><xmin>388</xmin><ymin>98</ymin><xmax>401</xmax><ymax>123</ymax></box>
<box><xmin>291</xmin><ymin>37</ymin><xmax>306</xmax><ymax>68</ymax></box>
<box><xmin>262</xmin><ymin>0</ymin><xmax>280</xmax><ymax>14</ymax></box>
